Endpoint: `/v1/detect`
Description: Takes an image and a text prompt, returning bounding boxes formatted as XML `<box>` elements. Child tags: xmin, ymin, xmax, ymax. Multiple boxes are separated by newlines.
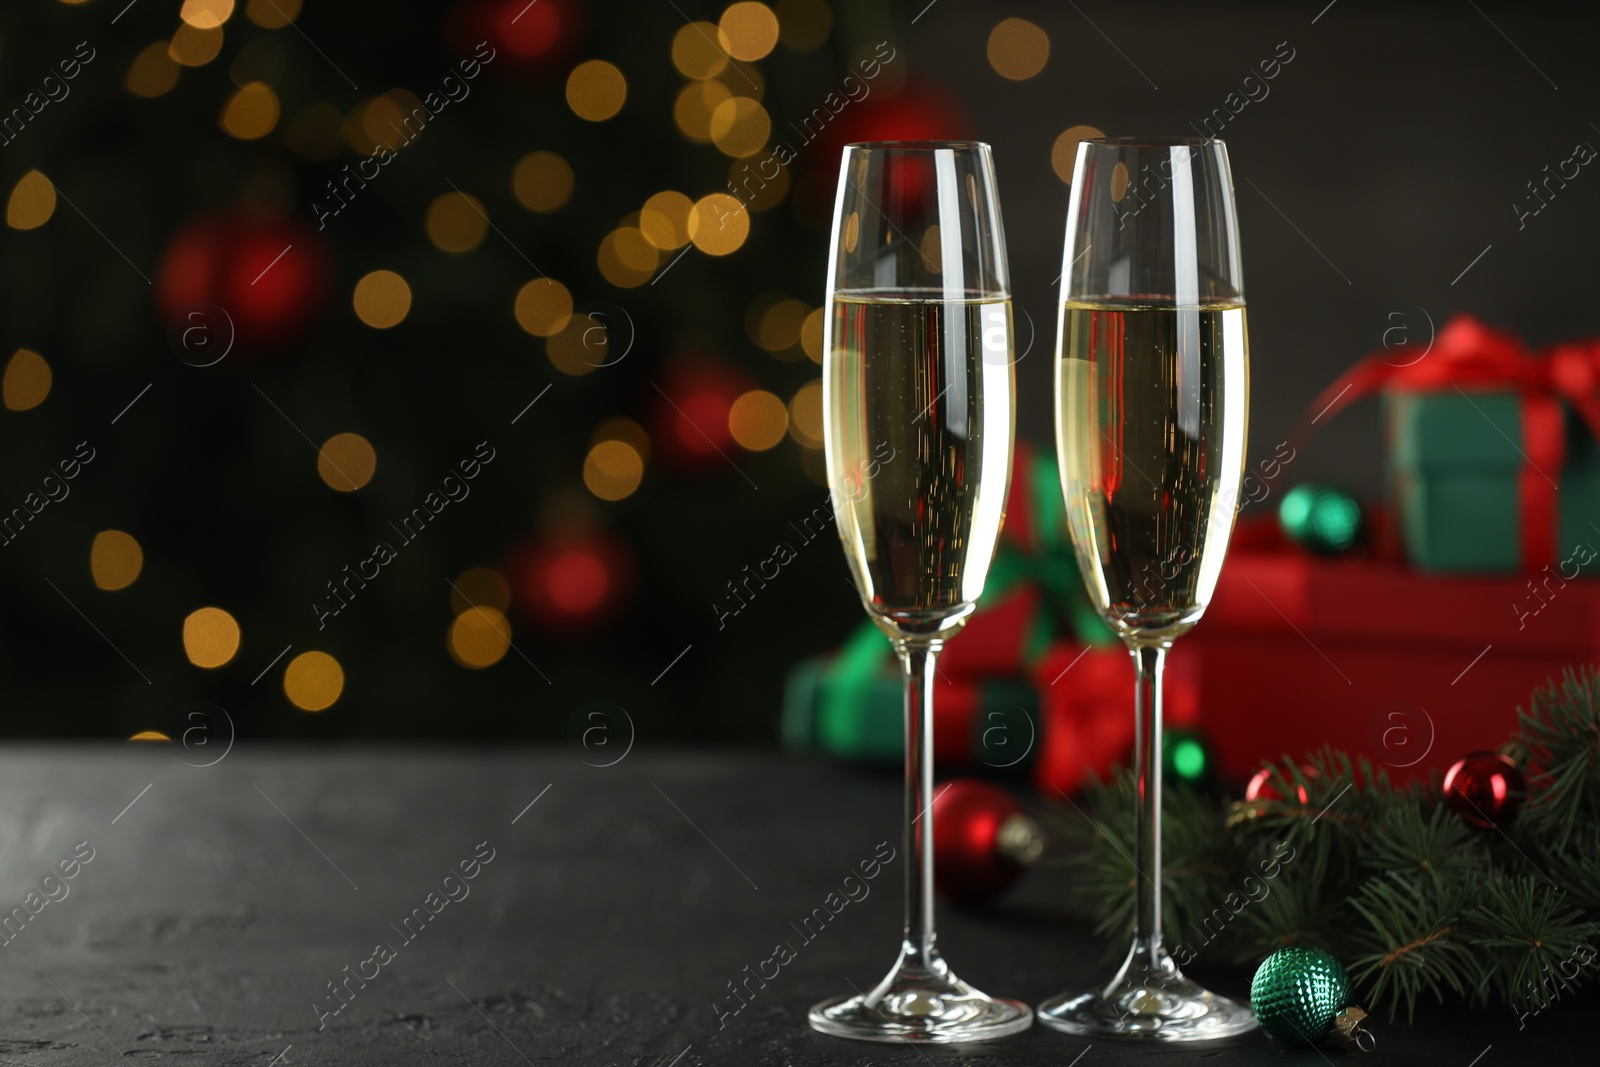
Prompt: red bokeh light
<box><xmin>155</xmin><ymin>216</ymin><xmax>330</xmax><ymax>351</ymax></box>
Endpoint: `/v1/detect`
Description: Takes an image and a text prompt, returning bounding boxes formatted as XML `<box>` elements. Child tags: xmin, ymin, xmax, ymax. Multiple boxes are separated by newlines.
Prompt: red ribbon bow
<box><xmin>1293</xmin><ymin>316</ymin><xmax>1600</xmax><ymax>571</ymax></box>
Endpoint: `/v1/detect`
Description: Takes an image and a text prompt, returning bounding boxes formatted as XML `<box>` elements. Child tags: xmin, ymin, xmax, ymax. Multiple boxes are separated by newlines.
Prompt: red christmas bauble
<box><xmin>932</xmin><ymin>779</ymin><xmax>1044</xmax><ymax>906</ymax></box>
<box><xmin>1244</xmin><ymin>764</ymin><xmax>1318</xmax><ymax>805</ymax></box>
<box><xmin>506</xmin><ymin>530</ymin><xmax>633</xmax><ymax>631</ymax></box>
<box><xmin>156</xmin><ymin>215</ymin><xmax>330</xmax><ymax>352</ymax></box>
<box><xmin>1443</xmin><ymin>750</ymin><xmax>1525</xmax><ymax>830</ymax></box>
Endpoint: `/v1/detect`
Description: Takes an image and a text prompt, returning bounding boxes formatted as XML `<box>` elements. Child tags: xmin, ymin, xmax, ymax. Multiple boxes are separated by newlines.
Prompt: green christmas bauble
<box><xmin>1251</xmin><ymin>946</ymin><xmax>1350</xmax><ymax>1045</ymax></box>
<box><xmin>1278</xmin><ymin>485</ymin><xmax>1362</xmax><ymax>554</ymax></box>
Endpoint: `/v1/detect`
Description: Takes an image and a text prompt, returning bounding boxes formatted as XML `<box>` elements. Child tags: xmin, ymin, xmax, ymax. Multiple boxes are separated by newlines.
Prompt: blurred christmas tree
<box><xmin>0</xmin><ymin>0</ymin><xmax>970</xmax><ymax>742</ymax></box>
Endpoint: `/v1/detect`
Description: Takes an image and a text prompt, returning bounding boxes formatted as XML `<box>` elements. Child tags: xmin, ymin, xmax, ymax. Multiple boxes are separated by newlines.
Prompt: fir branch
<box><xmin>1348</xmin><ymin>873</ymin><xmax>1479</xmax><ymax>1022</ymax></box>
<box><xmin>1527</xmin><ymin>824</ymin><xmax>1600</xmax><ymax>911</ymax></box>
<box><xmin>1051</xmin><ymin>772</ymin><xmax>1240</xmax><ymax>953</ymax></box>
<box><xmin>1514</xmin><ymin>667</ymin><xmax>1600</xmax><ymax>848</ymax></box>
<box><xmin>1361</xmin><ymin>801</ymin><xmax>1487</xmax><ymax>883</ymax></box>
<box><xmin>1227</xmin><ymin>840</ymin><xmax>1349</xmax><ymax>963</ymax></box>
<box><xmin>1463</xmin><ymin>874</ymin><xmax>1598</xmax><ymax>1010</ymax></box>
<box><xmin>1059</xmin><ymin>667</ymin><xmax>1600</xmax><ymax>1020</ymax></box>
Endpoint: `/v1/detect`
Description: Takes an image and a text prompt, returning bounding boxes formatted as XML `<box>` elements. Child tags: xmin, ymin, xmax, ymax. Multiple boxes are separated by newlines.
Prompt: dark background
<box><xmin>1</xmin><ymin>0</ymin><xmax>1594</xmax><ymax>742</ymax></box>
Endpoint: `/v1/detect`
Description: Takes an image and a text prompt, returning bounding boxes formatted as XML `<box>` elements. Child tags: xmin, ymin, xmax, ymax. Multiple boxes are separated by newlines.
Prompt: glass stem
<box><xmin>900</xmin><ymin>639</ymin><xmax>942</xmax><ymax>971</ymax></box>
<box><xmin>1130</xmin><ymin>642</ymin><xmax>1169</xmax><ymax>972</ymax></box>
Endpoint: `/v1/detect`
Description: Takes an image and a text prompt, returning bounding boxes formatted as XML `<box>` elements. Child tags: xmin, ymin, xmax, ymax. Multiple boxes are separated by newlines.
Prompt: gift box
<box><xmin>1306</xmin><ymin>315</ymin><xmax>1600</xmax><ymax>574</ymax></box>
<box><xmin>1386</xmin><ymin>391</ymin><xmax>1600</xmax><ymax>573</ymax></box>
<box><xmin>782</xmin><ymin>642</ymin><xmax>1039</xmax><ymax>769</ymax></box>
<box><xmin>1028</xmin><ymin>640</ymin><xmax>1199</xmax><ymax>796</ymax></box>
<box><xmin>1188</xmin><ymin>516</ymin><xmax>1600</xmax><ymax>784</ymax></box>
<box><xmin>779</xmin><ymin>444</ymin><xmax>1112</xmax><ymax>775</ymax></box>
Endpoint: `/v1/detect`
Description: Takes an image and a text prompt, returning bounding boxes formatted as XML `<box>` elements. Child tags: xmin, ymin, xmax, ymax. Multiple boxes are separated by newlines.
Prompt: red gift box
<box><xmin>1190</xmin><ymin>516</ymin><xmax>1599</xmax><ymax>784</ymax></box>
<box><xmin>937</xmin><ymin>582</ymin><xmax>1042</xmax><ymax>679</ymax></box>
<box><xmin>1029</xmin><ymin>641</ymin><xmax>1200</xmax><ymax>795</ymax></box>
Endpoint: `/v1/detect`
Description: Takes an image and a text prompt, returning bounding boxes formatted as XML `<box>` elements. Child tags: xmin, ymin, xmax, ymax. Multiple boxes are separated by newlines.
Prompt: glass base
<box><xmin>1036</xmin><ymin>969</ymin><xmax>1257</xmax><ymax>1041</ymax></box>
<box><xmin>809</xmin><ymin>945</ymin><xmax>1032</xmax><ymax>1044</ymax></box>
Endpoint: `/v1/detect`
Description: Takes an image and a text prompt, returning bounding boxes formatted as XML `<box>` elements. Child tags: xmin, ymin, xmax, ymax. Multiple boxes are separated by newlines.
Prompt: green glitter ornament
<box><xmin>1251</xmin><ymin>946</ymin><xmax>1375</xmax><ymax>1052</ymax></box>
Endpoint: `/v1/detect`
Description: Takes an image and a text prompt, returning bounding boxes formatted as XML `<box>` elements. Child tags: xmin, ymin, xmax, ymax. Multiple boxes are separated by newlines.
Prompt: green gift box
<box><xmin>1296</xmin><ymin>315</ymin><xmax>1600</xmax><ymax>576</ymax></box>
<box><xmin>780</xmin><ymin>619</ymin><xmax>1041</xmax><ymax>768</ymax></box>
<box><xmin>1379</xmin><ymin>338</ymin><xmax>1600</xmax><ymax>575</ymax></box>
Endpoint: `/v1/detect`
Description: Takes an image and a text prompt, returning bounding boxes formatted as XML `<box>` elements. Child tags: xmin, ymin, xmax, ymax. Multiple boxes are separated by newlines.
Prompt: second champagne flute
<box><xmin>1039</xmin><ymin>136</ymin><xmax>1256</xmax><ymax>1040</ymax></box>
<box><xmin>810</xmin><ymin>141</ymin><xmax>1030</xmax><ymax>1043</ymax></box>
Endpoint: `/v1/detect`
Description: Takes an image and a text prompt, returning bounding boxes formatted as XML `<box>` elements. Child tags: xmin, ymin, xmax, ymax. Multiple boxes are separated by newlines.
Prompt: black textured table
<box><xmin>0</xmin><ymin>747</ymin><xmax>1580</xmax><ymax>1065</ymax></box>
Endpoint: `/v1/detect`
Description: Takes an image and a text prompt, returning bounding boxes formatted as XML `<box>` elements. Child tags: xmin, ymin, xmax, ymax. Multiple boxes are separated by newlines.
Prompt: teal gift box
<box><xmin>1355</xmin><ymin>316</ymin><xmax>1600</xmax><ymax>575</ymax></box>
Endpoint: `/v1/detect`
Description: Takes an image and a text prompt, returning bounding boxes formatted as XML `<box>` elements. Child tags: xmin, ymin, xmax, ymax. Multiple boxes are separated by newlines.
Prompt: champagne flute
<box><xmin>810</xmin><ymin>141</ymin><xmax>1030</xmax><ymax>1043</ymax></box>
<box><xmin>1038</xmin><ymin>136</ymin><xmax>1256</xmax><ymax>1040</ymax></box>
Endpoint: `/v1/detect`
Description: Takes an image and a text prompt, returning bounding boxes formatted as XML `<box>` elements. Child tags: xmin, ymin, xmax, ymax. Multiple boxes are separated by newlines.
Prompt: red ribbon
<box><xmin>1292</xmin><ymin>316</ymin><xmax>1600</xmax><ymax>571</ymax></box>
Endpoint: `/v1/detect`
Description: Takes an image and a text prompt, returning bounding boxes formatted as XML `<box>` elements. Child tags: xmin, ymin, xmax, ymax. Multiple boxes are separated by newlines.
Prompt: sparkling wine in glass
<box><xmin>809</xmin><ymin>141</ymin><xmax>1030</xmax><ymax>1043</ymax></box>
<box><xmin>1038</xmin><ymin>136</ymin><xmax>1257</xmax><ymax>1040</ymax></box>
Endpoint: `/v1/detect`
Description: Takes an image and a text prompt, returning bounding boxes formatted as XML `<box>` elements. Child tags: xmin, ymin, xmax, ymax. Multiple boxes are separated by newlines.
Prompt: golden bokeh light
<box><xmin>583</xmin><ymin>440</ymin><xmax>645</xmax><ymax>501</ymax></box>
<box><xmin>514</xmin><ymin>277</ymin><xmax>573</xmax><ymax>337</ymax></box>
<box><xmin>354</xmin><ymin>89</ymin><xmax>426</xmax><ymax>154</ymax></box>
<box><xmin>546</xmin><ymin>315</ymin><xmax>604</xmax><ymax>377</ymax></box>
<box><xmin>672</xmin><ymin>22</ymin><xmax>728</xmax><ymax>79</ymax></box>
<box><xmin>800</xmin><ymin>307</ymin><xmax>824</xmax><ymax>362</ymax></box>
<box><xmin>788</xmin><ymin>380</ymin><xmax>824</xmax><ymax>447</ymax></box>
<box><xmin>90</xmin><ymin>530</ymin><xmax>144</xmax><ymax>591</ymax></box>
<box><xmin>284</xmin><ymin>650</ymin><xmax>343</xmax><ymax>711</ymax></box>
<box><xmin>612</xmin><ymin>224</ymin><xmax>659</xmax><ymax>271</ymax></box>
<box><xmin>219</xmin><ymin>81</ymin><xmax>279</xmax><ymax>140</ymax></box>
<box><xmin>728</xmin><ymin>389</ymin><xmax>788</xmax><ymax>451</ymax></box>
<box><xmin>775</xmin><ymin>0</ymin><xmax>832</xmax><ymax>51</ymax></box>
<box><xmin>802</xmin><ymin>443</ymin><xmax>829</xmax><ymax>487</ymax></box>
<box><xmin>169</xmin><ymin>23</ymin><xmax>224</xmax><ymax>67</ymax></box>
<box><xmin>425</xmin><ymin>191</ymin><xmax>488</xmax><ymax>253</ymax></box>
<box><xmin>353</xmin><ymin>270</ymin><xmax>412</xmax><ymax>329</ymax></box>
<box><xmin>1111</xmin><ymin>160</ymin><xmax>1130</xmax><ymax>202</ymax></box>
<box><xmin>287</xmin><ymin>102</ymin><xmax>344</xmax><ymax>160</ymax></box>
<box><xmin>1051</xmin><ymin>124</ymin><xmax>1106</xmax><ymax>183</ymax></box>
<box><xmin>127</xmin><ymin>41</ymin><xmax>181</xmax><ymax>98</ymax></box>
<box><xmin>6</xmin><ymin>170</ymin><xmax>56</xmax><ymax>231</ymax></box>
<box><xmin>919</xmin><ymin>225</ymin><xmax>944</xmax><ymax>274</ymax></box>
<box><xmin>183</xmin><ymin>607</ymin><xmax>241</xmax><ymax>669</ymax></box>
<box><xmin>246</xmin><ymin>0</ymin><xmax>300</xmax><ymax>28</ymax></box>
<box><xmin>728</xmin><ymin>156</ymin><xmax>789</xmax><ymax>212</ymax></box>
<box><xmin>987</xmin><ymin>17</ymin><xmax>1050</xmax><ymax>81</ymax></box>
<box><xmin>640</xmin><ymin>191</ymin><xmax>693</xmax><ymax>250</ymax></box>
<box><xmin>449</xmin><ymin>566</ymin><xmax>511</xmax><ymax>615</ymax></box>
<box><xmin>3</xmin><ymin>349</ymin><xmax>51</xmax><ymax>411</ymax></box>
<box><xmin>687</xmin><ymin>193</ymin><xmax>749</xmax><ymax>255</ymax></box>
<box><xmin>719</xmin><ymin>2</ymin><xmax>780</xmax><ymax>62</ymax></box>
<box><xmin>597</xmin><ymin>227</ymin><xmax>658</xmax><ymax>288</ymax></box>
<box><xmin>339</xmin><ymin>100</ymin><xmax>376</xmax><ymax>154</ymax></box>
<box><xmin>181</xmin><ymin>0</ymin><xmax>235</xmax><ymax>29</ymax></box>
<box><xmin>712</xmin><ymin>60</ymin><xmax>765</xmax><ymax>101</ymax></box>
<box><xmin>129</xmin><ymin>731</ymin><xmax>171</xmax><ymax>742</ymax></box>
<box><xmin>566</xmin><ymin>60</ymin><xmax>627</xmax><ymax>122</ymax></box>
<box><xmin>512</xmin><ymin>151</ymin><xmax>574</xmax><ymax>213</ymax></box>
<box><xmin>317</xmin><ymin>432</ymin><xmax>377</xmax><ymax>492</ymax></box>
<box><xmin>449</xmin><ymin>607</ymin><xmax>512</xmax><ymax>668</ymax></box>
<box><xmin>710</xmin><ymin>96</ymin><xmax>770</xmax><ymax>158</ymax></box>
<box><xmin>592</xmin><ymin>416</ymin><xmax>651</xmax><ymax>463</ymax></box>
<box><xmin>673</xmin><ymin>80</ymin><xmax>733</xmax><ymax>143</ymax></box>
<box><xmin>754</xmin><ymin>297</ymin><xmax>808</xmax><ymax>351</ymax></box>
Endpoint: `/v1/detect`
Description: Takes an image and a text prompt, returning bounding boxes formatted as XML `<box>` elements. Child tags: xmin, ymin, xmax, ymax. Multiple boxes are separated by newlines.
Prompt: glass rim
<box><xmin>1085</xmin><ymin>135</ymin><xmax>1223</xmax><ymax>148</ymax></box>
<box><xmin>843</xmin><ymin>139</ymin><xmax>991</xmax><ymax>152</ymax></box>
